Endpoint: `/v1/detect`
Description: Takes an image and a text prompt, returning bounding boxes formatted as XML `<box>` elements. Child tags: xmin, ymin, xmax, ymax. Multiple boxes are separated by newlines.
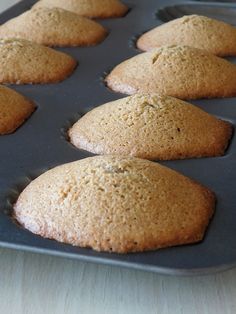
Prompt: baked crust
<box><xmin>69</xmin><ymin>93</ymin><xmax>233</xmax><ymax>160</ymax></box>
<box><xmin>137</xmin><ymin>15</ymin><xmax>236</xmax><ymax>56</ymax></box>
<box><xmin>14</xmin><ymin>156</ymin><xmax>215</xmax><ymax>253</ymax></box>
<box><xmin>0</xmin><ymin>38</ymin><xmax>77</xmax><ymax>84</ymax></box>
<box><xmin>0</xmin><ymin>7</ymin><xmax>107</xmax><ymax>47</ymax></box>
<box><xmin>33</xmin><ymin>0</ymin><xmax>128</xmax><ymax>19</ymax></box>
<box><xmin>106</xmin><ymin>45</ymin><xmax>236</xmax><ymax>99</ymax></box>
<box><xmin>0</xmin><ymin>85</ymin><xmax>35</xmax><ymax>134</ymax></box>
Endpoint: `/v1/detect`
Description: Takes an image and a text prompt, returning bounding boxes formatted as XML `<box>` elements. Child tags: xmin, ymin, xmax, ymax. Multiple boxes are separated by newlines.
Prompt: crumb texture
<box><xmin>69</xmin><ymin>93</ymin><xmax>232</xmax><ymax>160</ymax></box>
<box><xmin>137</xmin><ymin>15</ymin><xmax>236</xmax><ymax>56</ymax></box>
<box><xmin>14</xmin><ymin>156</ymin><xmax>215</xmax><ymax>253</ymax></box>
<box><xmin>0</xmin><ymin>38</ymin><xmax>76</xmax><ymax>84</ymax></box>
<box><xmin>33</xmin><ymin>0</ymin><xmax>128</xmax><ymax>18</ymax></box>
<box><xmin>0</xmin><ymin>85</ymin><xmax>35</xmax><ymax>134</ymax></box>
<box><xmin>106</xmin><ymin>45</ymin><xmax>236</xmax><ymax>99</ymax></box>
<box><xmin>0</xmin><ymin>7</ymin><xmax>107</xmax><ymax>47</ymax></box>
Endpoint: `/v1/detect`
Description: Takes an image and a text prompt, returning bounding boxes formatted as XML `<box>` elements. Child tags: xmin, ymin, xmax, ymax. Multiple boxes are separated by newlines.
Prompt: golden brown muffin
<box><xmin>0</xmin><ymin>38</ymin><xmax>76</xmax><ymax>84</ymax></box>
<box><xmin>14</xmin><ymin>155</ymin><xmax>215</xmax><ymax>253</ymax></box>
<box><xmin>0</xmin><ymin>85</ymin><xmax>35</xmax><ymax>134</ymax></box>
<box><xmin>137</xmin><ymin>15</ymin><xmax>236</xmax><ymax>56</ymax></box>
<box><xmin>106</xmin><ymin>45</ymin><xmax>236</xmax><ymax>99</ymax></box>
<box><xmin>33</xmin><ymin>0</ymin><xmax>128</xmax><ymax>18</ymax></box>
<box><xmin>69</xmin><ymin>94</ymin><xmax>232</xmax><ymax>160</ymax></box>
<box><xmin>0</xmin><ymin>7</ymin><xmax>107</xmax><ymax>47</ymax></box>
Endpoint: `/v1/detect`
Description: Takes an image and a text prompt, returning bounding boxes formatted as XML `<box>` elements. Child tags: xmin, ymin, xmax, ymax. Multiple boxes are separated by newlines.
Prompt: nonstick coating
<box><xmin>0</xmin><ymin>0</ymin><xmax>236</xmax><ymax>276</ymax></box>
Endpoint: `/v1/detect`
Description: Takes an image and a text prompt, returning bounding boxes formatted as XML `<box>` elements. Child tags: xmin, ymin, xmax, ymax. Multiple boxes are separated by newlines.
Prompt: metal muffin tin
<box><xmin>0</xmin><ymin>0</ymin><xmax>236</xmax><ymax>276</ymax></box>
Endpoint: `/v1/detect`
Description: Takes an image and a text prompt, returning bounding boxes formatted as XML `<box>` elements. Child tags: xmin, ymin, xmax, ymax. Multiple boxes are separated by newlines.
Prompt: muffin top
<box><xmin>0</xmin><ymin>85</ymin><xmax>35</xmax><ymax>134</ymax></box>
<box><xmin>69</xmin><ymin>93</ymin><xmax>232</xmax><ymax>160</ymax></box>
<box><xmin>0</xmin><ymin>38</ymin><xmax>76</xmax><ymax>84</ymax></box>
<box><xmin>106</xmin><ymin>45</ymin><xmax>236</xmax><ymax>99</ymax></box>
<box><xmin>14</xmin><ymin>155</ymin><xmax>215</xmax><ymax>253</ymax></box>
<box><xmin>137</xmin><ymin>15</ymin><xmax>236</xmax><ymax>56</ymax></box>
<box><xmin>0</xmin><ymin>7</ymin><xmax>107</xmax><ymax>47</ymax></box>
<box><xmin>33</xmin><ymin>0</ymin><xmax>128</xmax><ymax>18</ymax></box>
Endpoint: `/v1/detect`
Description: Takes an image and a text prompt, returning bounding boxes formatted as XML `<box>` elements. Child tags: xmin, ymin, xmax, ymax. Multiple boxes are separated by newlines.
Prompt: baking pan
<box><xmin>0</xmin><ymin>0</ymin><xmax>236</xmax><ymax>276</ymax></box>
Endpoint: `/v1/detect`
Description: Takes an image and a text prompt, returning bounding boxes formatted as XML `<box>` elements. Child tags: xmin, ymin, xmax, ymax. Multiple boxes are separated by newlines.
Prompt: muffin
<box><xmin>0</xmin><ymin>85</ymin><xmax>35</xmax><ymax>134</ymax></box>
<box><xmin>0</xmin><ymin>38</ymin><xmax>76</xmax><ymax>84</ymax></box>
<box><xmin>106</xmin><ymin>45</ymin><xmax>236</xmax><ymax>99</ymax></box>
<box><xmin>14</xmin><ymin>155</ymin><xmax>215</xmax><ymax>253</ymax></box>
<box><xmin>69</xmin><ymin>93</ymin><xmax>232</xmax><ymax>160</ymax></box>
<box><xmin>0</xmin><ymin>7</ymin><xmax>108</xmax><ymax>47</ymax></box>
<box><xmin>137</xmin><ymin>15</ymin><xmax>236</xmax><ymax>56</ymax></box>
<box><xmin>33</xmin><ymin>0</ymin><xmax>128</xmax><ymax>19</ymax></box>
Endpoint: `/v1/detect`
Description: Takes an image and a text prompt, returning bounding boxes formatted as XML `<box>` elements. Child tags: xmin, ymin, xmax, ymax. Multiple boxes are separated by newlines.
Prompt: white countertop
<box><xmin>1</xmin><ymin>1</ymin><xmax>236</xmax><ymax>313</ymax></box>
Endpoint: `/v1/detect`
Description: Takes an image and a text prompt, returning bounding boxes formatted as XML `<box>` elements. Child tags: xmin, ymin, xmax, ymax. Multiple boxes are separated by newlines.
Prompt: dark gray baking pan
<box><xmin>0</xmin><ymin>0</ymin><xmax>236</xmax><ymax>276</ymax></box>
